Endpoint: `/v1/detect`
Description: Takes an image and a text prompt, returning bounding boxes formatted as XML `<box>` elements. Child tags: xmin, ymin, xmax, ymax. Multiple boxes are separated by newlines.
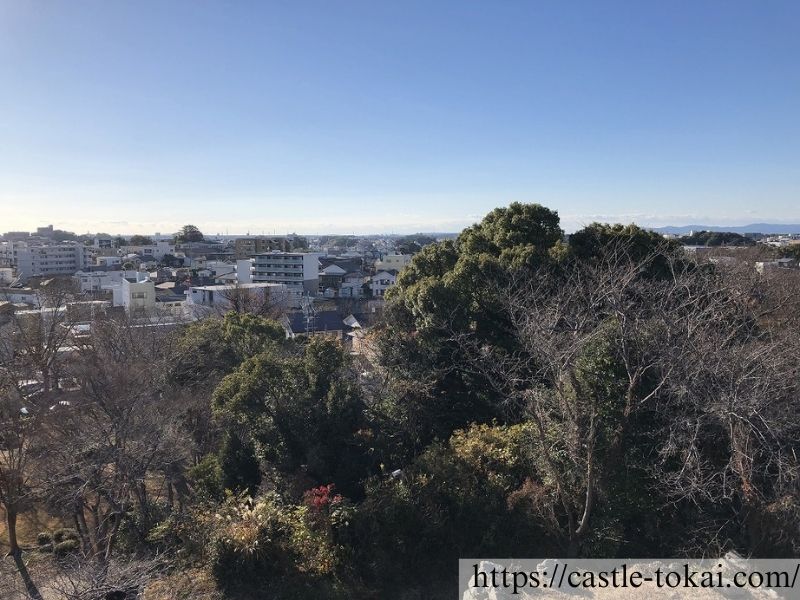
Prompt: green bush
<box><xmin>115</xmin><ymin>499</ymin><xmax>172</xmax><ymax>554</ymax></box>
<box><xmin>52</xmin><ymin>528</ymin><xmax>78</xmax><ymax>544</ymax></box>
<box><xmin>210</xmin><ymin>494</ymin><xmax>339</xmax><ymax>593</ymax></box>
<box><xmin>218</xmin><ymin>431</ymin><xmax>262</xmax><ymax>496</ymax></box>
<box><xmin>188</xmin><ymin>454</ymin><xmax>224</xmax><ymax>500</ymax></box>
<box><xmin>36</xmin><ymin>532</ymin><xmax>52</xmax><ymax>546</ymax></box>
<box><xmin>350</xmin><ymin>423</ymin><xmax>546</xmax><ymax>591</ymax></box>
<box><xmin>53</xmin><ymin>538</ymin><xmax>80</xmax><ymax>556</ymax></box>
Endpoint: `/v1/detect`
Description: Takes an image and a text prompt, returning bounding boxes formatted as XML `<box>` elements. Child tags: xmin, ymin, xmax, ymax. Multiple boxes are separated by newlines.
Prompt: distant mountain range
<box><xmin>650</xmin><ymin>224</ymin><xmax>800</xmax><ymax>235</ymax></box>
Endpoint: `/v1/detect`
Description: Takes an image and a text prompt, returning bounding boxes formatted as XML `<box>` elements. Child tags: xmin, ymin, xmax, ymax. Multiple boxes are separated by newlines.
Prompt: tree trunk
<box><xmin>6</xmin><ymin>507</ymin><xmax>22</xmax><ymax>558</ymax></box>
<box><xmin>6</xmin><ymin>507</ymin><xmax>20</xmax><ymax>557</ymax></box>
<box><xmin>11</xmin><ymin>552</ymin><xmax>43</xmax><ymax>600</ymax></box>
<box><xmin>6</xmin><ymin>508</ymin><xmax>44</xmax><ymax>600</ymax></box>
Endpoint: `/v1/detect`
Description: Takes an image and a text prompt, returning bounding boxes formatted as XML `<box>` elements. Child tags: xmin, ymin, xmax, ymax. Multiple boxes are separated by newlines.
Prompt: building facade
<box><xmin>252</xmin><ymin>252</ymin><xmax>320</xmax><ymax>303</ymax></box>
<box><xmin>370</xmin><ymin>270</ymin><xmax>398</xmax><ymax>297</ymax></box>
<box><xmin>74</xmin><ymin>270</ymin><xmax>125</xmax><ymax>294</ymax></box>
<box><xmin>11</xmin><ymin>242</ymin><xmax>92</xmax><ymax>281</ymax></box>
<box><xmin>375</xmin><ymin>253</ymin><xmax>412</xmax><ymax>272</ymax></box>
<box><xmin>111</xmin><ymin>274</ymin><xmax>156</xmax><ymax>313</ymax></box>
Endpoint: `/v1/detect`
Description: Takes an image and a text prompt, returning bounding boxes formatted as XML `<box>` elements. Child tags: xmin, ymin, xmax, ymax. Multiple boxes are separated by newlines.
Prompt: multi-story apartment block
<box><xmin>11</xmin><ymin>241</ymin><xmax>91</xmax><ymax>281</ymax></box>
<box><xmin>252</xmin><ymin>252</ymin><xmax>320</xmax><ymax>304</ymax></box>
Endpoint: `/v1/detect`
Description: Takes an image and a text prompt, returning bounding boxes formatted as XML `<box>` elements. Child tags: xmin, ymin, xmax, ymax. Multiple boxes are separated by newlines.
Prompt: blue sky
<box><xmin>1</xmin><ymin>1</ymin><xmax>798</xmax><ymax>234</ymax></box>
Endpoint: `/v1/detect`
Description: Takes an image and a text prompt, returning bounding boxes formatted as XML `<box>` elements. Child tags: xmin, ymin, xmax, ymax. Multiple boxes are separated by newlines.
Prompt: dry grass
<box><xmin>0</xmin><ymin>507</ymin><xmax>67</xmax><ymax>553</ymax></box>
<box><xmin>142</xmin><ymin>568</ymin><xmax>222</xmax><ymax>600</ymax></box>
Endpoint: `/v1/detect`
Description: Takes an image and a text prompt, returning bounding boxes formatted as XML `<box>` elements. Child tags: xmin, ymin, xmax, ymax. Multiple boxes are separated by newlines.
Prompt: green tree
<box><xmin>376</xmin><ymin>203</ymin><xmax>565</xmax><ymax>452</ymax></box>
<box><xmin>569</xmin><ymin>223</ymin><xmax>681</xmax><ymax>278</ymax></box>
<box><xmin>160</xmin><ymin>253</ymin><xmax>180</xmax><ymax>267</ymax></box>
<box><xmin>394</xmin><ymin>234</ymin><xmax>436</xmax><ymax>255</ymax></box>
<box><xmin>212</xmin><ymin>338</ymin><xmax>371</xmax><ymax>497</ymax></box>
<box><xmin>176</xmin><ymin>224</ymin><xmax>204</xmax><ymax>243</ymax></box>
<box><xmin>219</xmin><ymin>431</ymin><xmax>262</xmax><ymax>495</ymax></box>
<box><xmin>779</xmin><ymin>244</ymin><xmax>800</xmax><ymax>261</ymax></box>
<box><xmin>129</xmin><ymin>234</ymin><xmax>154</xmax><ymax>245</ymax></box>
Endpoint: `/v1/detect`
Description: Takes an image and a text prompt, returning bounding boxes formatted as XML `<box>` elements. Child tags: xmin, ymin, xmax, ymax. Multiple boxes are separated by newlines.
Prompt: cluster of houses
<box><xmin>0</xmin><ymin>228</ymin><xmax>420</xmax><ymax>349</ymax></box>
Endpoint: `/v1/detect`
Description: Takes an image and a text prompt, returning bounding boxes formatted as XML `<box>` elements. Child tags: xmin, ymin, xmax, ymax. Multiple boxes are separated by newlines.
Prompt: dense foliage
<box><xmin>2</xmin><ymin>204</ymin><xmax>799</xmax><ymax>600</ymax></box>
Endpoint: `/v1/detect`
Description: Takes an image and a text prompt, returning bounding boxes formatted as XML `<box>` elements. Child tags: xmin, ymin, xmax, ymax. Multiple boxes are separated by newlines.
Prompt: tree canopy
<box><xmin>176</xmin><ymin>224</ymin><xmax>204</xmax><ymax>243</ymax></box>
<box><xmin>128</xmin><ymin>234</ymin><xmax>154</xmax><ymax>246</ymax></box>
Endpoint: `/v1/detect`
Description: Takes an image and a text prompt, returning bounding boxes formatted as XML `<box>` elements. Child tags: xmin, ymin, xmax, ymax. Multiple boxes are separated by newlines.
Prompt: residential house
<box><xmin>370</xmin><ymin>270</ymin><xmax>398</xmax><ymax>297</ymax></box>
<box><xmin>187</xmin><ymin>282</ymin><xmax>289</xmax><ymax>315</ymax></box>
<box><xmin>112</xmin><ymin>273</ymin><xmax>156</xmax><ymax>314</ymax></box>
<box><xmin>119</xmin><ymin>240</ymin><xmax>175</xmax><ymax>261</ymax></box>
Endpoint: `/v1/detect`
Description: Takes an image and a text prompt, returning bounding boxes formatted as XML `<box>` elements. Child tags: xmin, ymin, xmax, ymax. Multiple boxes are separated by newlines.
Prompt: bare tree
<box><xmin>0</xmin><ymin>281</ymin><xmax>83</xmax><ymax>597</ymax></box>
<box><xmin>458</xmin><ymin>240</ymin><xmax>800</xmax><ymax>555</ymax></box>
<box><xmin>216</xmin><ymin>282</ymin><xmax>287</xmax><ymax>318</ymax></box>
<box><xmin>37</xmin><ymin>314</ymin><xmax>193</xmax><ymax>570</ymax></box>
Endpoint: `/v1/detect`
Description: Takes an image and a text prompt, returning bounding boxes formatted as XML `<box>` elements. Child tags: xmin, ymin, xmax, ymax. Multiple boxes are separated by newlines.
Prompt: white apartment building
<box><xmin>375</xmin><ymin>253</ymin><xmax>412</xmax><ymax>272</ymax></box>
<box><xmin>252</xmin><ymin>252</ymin><xmax>320</xmax><ymax>304</ymax></box>
<box><xmin>11</xmin><ymin>242</ymin><xmax>92</xmax><ymax>281</ymax></box>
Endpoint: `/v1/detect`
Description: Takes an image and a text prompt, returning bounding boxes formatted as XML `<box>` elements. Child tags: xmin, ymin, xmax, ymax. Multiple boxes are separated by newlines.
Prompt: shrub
<box><xmin>349</xmin><ymin>423</ymin><xmax>545</xmax><ymax>591</ymax></box>
<box><xmin>218</xmin><ymin>431</ymin><xmax>262</xmax><ymax>496</ymax></box>
<box><xmin>53</xmin><ymin>528</ymin><xmax>78</xmax><ymax>544</ymax></box>
<box><xmin>209</xmin><ymin>494</ymin><xmax>340</xmax><ymax>593</ymax></box>
<box><xmin>188</xmin><ymin>454</ymin><xmax>224</xmax><ymax>500</ymax></box>
<box><xmin>53</xmin><ymin>538</ymin><xmax>80</xmax><ymax>556</ymax></box>
<box><xmin>115</xmin><ymin>499</ymin><xmax>172</xmax><ymax>554</ymax></box>
<box><xmin>36</xmin><ymin>532</ymin><xmax>52</xmax><ymax>546</ymax></box>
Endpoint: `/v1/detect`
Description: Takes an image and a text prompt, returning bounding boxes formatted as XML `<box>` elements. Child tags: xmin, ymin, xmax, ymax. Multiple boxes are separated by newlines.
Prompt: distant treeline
<box><xmin>679</xmin><ymin>230</ymin><xmax>756</xmax><ymax>246</ymax></box>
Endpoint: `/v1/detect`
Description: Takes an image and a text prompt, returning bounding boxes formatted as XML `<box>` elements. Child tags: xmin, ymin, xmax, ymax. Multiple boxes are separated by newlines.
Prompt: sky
<box><xmin>1</xmin><ymin>1</ymin><xmax>799</xmax><ymax>235</ymax></box>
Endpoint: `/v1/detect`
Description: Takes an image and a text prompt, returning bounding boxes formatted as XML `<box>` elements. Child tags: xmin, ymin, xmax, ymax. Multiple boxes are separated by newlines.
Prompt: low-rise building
<box><xmin>187</xmin><ymin>282</ymin><xmax>289</xmax><ymax>314</ymax></box>
<box><xmin>375</xmin><ymin>253</ymin><xmax>412</xmax><ymax>272</ymax></box>
<box><xmin>370</xmin><ymin>270</ymin><xmax>398</xmax><ymax>297</ymax></box>
<box><xmin>119</xmin><ymin>240</ymin><xmax>175</xmax><ymax>261</ymax></box>
<box><xmin>755</xmin><ymin>258</ymin><xmax>798</xmax><ymax>273</ymax></box>
<box><xmin>74</xmin><ymin>270</ymin><xmax>125</xmax><ymax>294</ymax></box>
<box><xmin>96</xmin><ymin>256</ymin><xmax>122</xmax><ymax>268</ymax></box>
<box><xmin>111</xmin><ymin>273</ymin><xmax>157</xmax><ymax>314</ymax></box>
<box><xmin>0</xmin><ymin>287</ymin><xmax>41</xmax><ymax>307</ymax></box>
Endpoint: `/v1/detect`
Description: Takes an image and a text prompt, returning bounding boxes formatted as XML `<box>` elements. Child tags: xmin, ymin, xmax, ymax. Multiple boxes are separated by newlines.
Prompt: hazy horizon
<box><xmin>8</xmin><ymin>215</ymin><xmax>800</xmax><ymax>239</ymax></box>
